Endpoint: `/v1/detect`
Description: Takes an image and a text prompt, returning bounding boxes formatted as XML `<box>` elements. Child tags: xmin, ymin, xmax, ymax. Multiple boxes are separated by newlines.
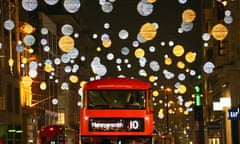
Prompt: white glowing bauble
<box><xmin>101</xmin><ymin>33</ymin><xmax>110</xmax><ymax>42</ymax></box>
<box><xmin>121</xmin><ymin>47</ymin><xmax>130</xmax><ymax>55</ymax></box>
<box><xmin>149</xmin><ymin>46</ymin><xmax>156</xmax><ymax>53</ymax></box>
<box><xmin>29</xmin><ymin>61</ymin><xmax>38</xmax><ymax>70</ymax></box>
<box><xmin>178</xmin><ymin>73</ymin><xmax>186</xmax><ymax>81</ymax></box>
<box><xmin>23</xmin><ymin>35</ymin><xmax>36</xmax><ymax>46</ymax></box>
<box><xmin>43</xmin><ymin>45</ymin><xmax>50</xmax><ymax>52</ymax></box>
<box><xmin>106</xmin><ymin>53</ymin><xmax>114</xmax><ymax>61</ymax></box>
<box><xmin>132</xmin><ymin>41</ymin><xmax>139</xmax><ymax>47</ymax></box>
<box><xmin>40</xmin><ymin>38</ymin><xmax>48</xmax><ymax>46</ymax></box>
<box><xmin>54</xmin><ymin>58</ymin><xmax>61</xmax><ymax>65</ymax></box>
<box><xmin>4</xmin><ymin>19</ymin><xmax>15</xmax><ymax>30</ymax></box>
<box><xmin>61</xmin><ymin>24</ymin><xmax>74</xmax><ymax>36</ymax></box>
<box><xmin>149</xmin><ymin>60</ymin><xmax>160</xmax><ymax>72</ymax></box>
<box><xmin>22</xmin><ymin>0</ymin><xmax>38</xmax><ymax>11</ymax></box>
<box><xmin>63</xmin><ymin>0</ymin><xmax>81</xmax><ymax>13</ymax></box>
<box><xmin>44</xmin><ymin>59</ymin><xmax>53</xmax><ymax>65</ymax></box>
<box><xmin>139</xmin><ymin>57</ymin><xmax>147</xmax><ymax>67</ymax></box>
<box><xmin>203</xmin><ymin>61</ymin><xmax>215</xmax><ymax>74</ymax></box>
<box><xmin>138</xmin><ymin>69</ymin><xmax>147</xmax><ymax>76</ymax></box>
<box><xmin>118</xmin><ymin>29</ymin><xmax>129</xmax><ymax>40</ymax></box>
<box><xmin>202</xmin><ymin>33</ymin><xmax>211</xmax><ymax>41</ymax></box>
<box><xmin>137</xmin><ymin>0</ymin><xmax>154</xmax><ymax>16</ymax></box>
<box><xmin>61</xmin><ymin>82</ymin><xmax>69</xmax><ymax>90</ymax></box>
<box><xmin>224</xmin><ymin>15</ymin><xmax>233</xmax><ymax>24</ymax></box>
<box><xmin>68</xmin><ymin>47</ymin><xmax>79</xmax><ymax>59</ymax></box>
<box><xmin>94</xmin><ymin>64</ymin><xmax>107</xmax><ymax>76</ymax></box>
<box><xmin>52</xmin><ymin>98</ymin><xmax>58</xmax><ymax>105</ymax></box>
<box><xmin>101</xmin><ymin>2</ymin><xmax>113</xmax><ymax>13</ymax></box>
<box><xmin>225</xmin><ymin>10</ymin><xmax>231</xmax><ymax>16</ymax></box>
<box><xmin>64</xmin><ymin>65</ymin><xmax>72</xmax><ymax>73</ymax></box>
<box><xmin>61</xmin><ymin>54</ymin><xmax>71</xmax><ymax>63</ymax></box>
<box><xmin>29</xmin><ymin>69</ymin><xmax>38</xmax><ymax>78</ymax></box>
<box><xmin>178</xmin><ymin>0</ymin><xmax>187</xmax><ymax>4</ymax></box>
<box><xmin>41</xmin><ymin>27</ymin><xmax>48</xmax><ymax>35</ymax></box>
<box><xmin>44</xmin><ymin>0</ymin><xmax>59</xmax><ymax>6</ymax></box>
<box><xmin>104</xmin><ymin>23</ymin><xmax>110</xmax><ymax>29</ymax></box>
<box><xmin>181</xmin><ymin>21</ymin><xmax>193</xmax><ymax>32</ymax></box>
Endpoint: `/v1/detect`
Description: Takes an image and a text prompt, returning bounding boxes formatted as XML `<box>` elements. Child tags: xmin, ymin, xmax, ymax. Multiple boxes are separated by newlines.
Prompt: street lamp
<box><xmin>165</xmin><ymin>88</ymin><xmax>172</xmax><ymax>135</ymax></box>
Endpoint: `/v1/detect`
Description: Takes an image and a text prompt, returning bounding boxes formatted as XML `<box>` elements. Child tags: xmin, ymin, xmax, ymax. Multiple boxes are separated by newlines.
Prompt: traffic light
<box><xmin>195</xmin><ymin>85</ymin><xmax>201</xmax><ymax>106</ymax></box>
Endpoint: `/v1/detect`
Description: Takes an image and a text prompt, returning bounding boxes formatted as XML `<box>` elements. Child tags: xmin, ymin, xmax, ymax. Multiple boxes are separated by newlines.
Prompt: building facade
<box><xmin>201</xmin><ymin>0</ymin><xmax>240</xmax><ymax>144</ymax></box>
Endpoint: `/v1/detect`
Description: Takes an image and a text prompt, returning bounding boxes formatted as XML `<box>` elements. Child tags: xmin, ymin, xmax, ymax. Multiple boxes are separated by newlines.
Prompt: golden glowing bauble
<box><xmin>177</xmin><ymin>61</ymin><xmax>185</xmax><ymax>69</ymax></box>
<box><xmin>178</xmin><ymin>84</ymin><xmax>187</xmax><ymax>94</ymax></box>
<box><xmin>58</xmin><ymin>35</ymin><xmax>75</xmax><ymax>52</ymax></box>
<box><xmin>69</xmin><ymin>75</ymin><xmax>79</xmax><ymax>83</ymax></box>
<box><xmin>44</xmin><ymin>64</ymin><xmax>53</xmax><ymax>73</ymax></box>
<box><xmin>152</xmin><ymin>90</ymin><xmax>159</xmax><ymax>97</ymax></box>
<box><xmin>173</xmin><ymin>44</ymin><xmax>184</xmax><ymax>57</ymax></box>
<box><xmin>185</xmin><ymin>51</ymin><xmax>196</xmax><ymax>63</ymax></box>
<box><xmin>96</xmin><ymin>46</ymin><xmax>101</xmax><ymax>52</ymax></box>
<box><xmin>80</xmin><ymin>81</ymin><xmax>87</xmax><ymax>88</ymax></box>
<box><xmin>182</xmin><ymin>9</ymin><xmax>196</xmax><ymax>23</ymax></box>
<box><xmin>20</xmin><ymin>22</ymin><xmax>36</xmax><ymax>34</ymax></box>
<box><xmin>211</xmin><ymin>23</ymin><xmax>228</xmax><ymax>41</ymax></box>
<box><xmin>8</xmin><ymin>58</ymin><xmax>14</xmax><ymax>66</ymax></box>
<box><xmin>147</xmin><ymin>0</ymin><xmax>157</xmax><ymax>3</ymax></box>
<box><xmin>40</xmin><ymin>81</ymin><xmax>47</xmax><ymax>90</ymax></box>
<box><xmin>164</xmin><ymin>57</ymin><xmax>172</xmax><ymax>65</ymax></box>
<box><xmin>139</xmin><ymin>22</ymin><xmax>157</xmax><ymax>41</ymax></box>
<box><xmin>102</xmin><ymin>39</ymin><xmax>112</xmax><ymax>48</ymax></box>
<box><xmin>149</xmin><ymin>75</ymin><xmax>156</xmax><ymax>82</ymax></box>
<box><xmin>28</xmin><ymin>48</ymin><xmax>34</xmax><ymax>53</ymax></box>
<box><xmin>135</xmin><ymin>48</ymin><xmax>145</xmax><ymax>58</ymax></box>
<box><xmin>21</xmin><ymin>57</ymin><xmax>28</xmax><ymax>64</ymax></box>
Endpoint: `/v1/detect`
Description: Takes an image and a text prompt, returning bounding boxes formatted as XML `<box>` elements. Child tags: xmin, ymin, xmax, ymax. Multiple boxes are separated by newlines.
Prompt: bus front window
<box><xmin>87</xmin><ymin>90</ymin><xmax>146</xmax><ymax>109</ymax></box>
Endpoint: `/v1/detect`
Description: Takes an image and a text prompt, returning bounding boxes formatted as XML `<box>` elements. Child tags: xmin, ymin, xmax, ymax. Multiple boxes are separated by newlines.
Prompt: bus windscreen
<box><xmin>87</xmin><ymin>90</ymin><xmax>146</xmax><ymax>109</ymax></box>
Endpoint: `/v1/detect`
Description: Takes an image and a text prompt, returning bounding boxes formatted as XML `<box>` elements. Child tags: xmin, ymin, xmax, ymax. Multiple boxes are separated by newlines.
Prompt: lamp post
<box><xmin>165</xmin><ymin>88</ymin><xmax>171</xmax><ymax>135</ymax></box>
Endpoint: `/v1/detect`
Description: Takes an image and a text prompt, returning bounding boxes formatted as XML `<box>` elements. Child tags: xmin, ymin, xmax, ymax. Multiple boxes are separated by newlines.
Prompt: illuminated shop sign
<box><xmin>228</xmin><ymin>105</ymin><xmax>240</xmax><ymax>120</ymax></box>
<box><xmin>89</xmin><ymin>118</ymin><xmax>144</xmax><ymax>132</ymax></box>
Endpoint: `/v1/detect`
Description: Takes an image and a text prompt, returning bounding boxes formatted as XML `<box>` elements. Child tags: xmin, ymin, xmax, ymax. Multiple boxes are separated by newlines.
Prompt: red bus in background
<box><xmin>38</xmin><ymin>125</ymin><xmax>78</xmax><ymax>144</ymax></box>
<box><xmin>80</xmin><ymin>77</ymin><xmax>154</xmax><ymax>144</ymax></box>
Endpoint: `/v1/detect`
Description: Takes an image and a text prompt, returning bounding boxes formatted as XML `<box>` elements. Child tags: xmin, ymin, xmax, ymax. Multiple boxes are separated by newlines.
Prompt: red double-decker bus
<box><xmin>80</xmin><ymin>77</ymin><xmax>154</xmax><ymax>144</ymax></box>
<box><xmin>38</xmin><ymin>125</ymin><xmax>78</xmax><ymax>144</ymax></box>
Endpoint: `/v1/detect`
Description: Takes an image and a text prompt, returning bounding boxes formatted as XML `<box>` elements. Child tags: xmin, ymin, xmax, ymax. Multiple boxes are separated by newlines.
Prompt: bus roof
<box><xmin>84</xmin><ymin>77</ymin><xmax>152</xmax><ymax>90</ymax></box>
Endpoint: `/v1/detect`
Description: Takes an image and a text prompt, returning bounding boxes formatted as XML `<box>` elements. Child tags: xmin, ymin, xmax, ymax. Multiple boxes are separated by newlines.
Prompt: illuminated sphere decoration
<box><xmin>173</xmin><ymin>44</ymin><xmax>185</xmax><ymax>57</ymax></box>
<box><xmin>185</xmin><ymin>51</ymin><xmax>196</xmax><ymax>63</ymax></box>
<box><xmin>211</xmin><ymin>24</ymin><xmax>228</xmax><ymax>41</ymax></box>
<box><xmin>135</xmin><ymin>48</ymin><xmax>145</xmax><ymax>58</ymax></box>
<box><xmin>40</xmin><ymin>81</ymin><xmax>47</xmax><ymax>90</ymax></box>
<box><xmin>58</xmin><ymin>36</ymin><xmax>75</xmax><ymax>53</ymax></box>
<box><xmin>139</xmin><ymin>22</ymin><xmax>157</xmax><ymax>41</ymax></box>
<box><xmin>182</xmin><ymin>9</ymin><xmax>196</xmax><ymax>23</ymax></box>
